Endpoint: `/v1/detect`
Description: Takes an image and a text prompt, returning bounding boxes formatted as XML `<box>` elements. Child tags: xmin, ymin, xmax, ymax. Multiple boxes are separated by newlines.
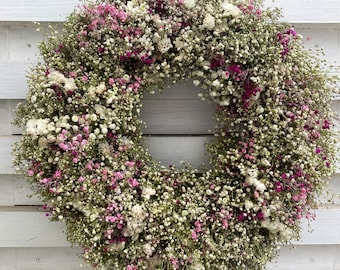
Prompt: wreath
<box><xmin>13</xmin><ymin>0</ymin><xmax>338</xmax><ymax>269</ymax></box>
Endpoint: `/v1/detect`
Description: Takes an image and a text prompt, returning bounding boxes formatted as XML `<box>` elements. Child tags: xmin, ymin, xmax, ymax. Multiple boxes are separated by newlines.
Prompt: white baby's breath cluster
<box><xmin>12</xmin><ymin>0</ymin><xmax>338</xmax><ymax>269</ymax></box>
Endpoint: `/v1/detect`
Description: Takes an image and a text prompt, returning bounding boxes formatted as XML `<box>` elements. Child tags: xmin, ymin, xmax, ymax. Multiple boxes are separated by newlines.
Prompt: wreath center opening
<box><xmin>140</xmin><ymin>80</ymin><xmax>215</xmax><ymax>168</ymax></box>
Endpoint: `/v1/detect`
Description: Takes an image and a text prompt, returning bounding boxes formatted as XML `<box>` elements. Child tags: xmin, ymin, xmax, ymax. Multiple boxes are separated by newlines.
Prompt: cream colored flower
<box><xmin>26</xmin><ymin>118</ymin><xmax>50</xmax><ymax>136</ymax></box>
<box><xmin>174</xmin><ymin>37</ymin><xmax>185</xmax><ymax>50</ymax></box>
<box><xmin>64</xmin><ymin>78</ymin><xmax>76</xmax><ymax>91</ymax></box>
<box><xmin>158</xmin><ymin>37</ymin><xmax>173</xmax><ymax>54</ymax></box>
<box><xmin>48</xmin><ymin>70</ymin><xmax>66</xmax><ymax>84</ymax></box>
<box><xmin>221</xmin><ymin>1</ymin><xmax>242</xmax><ymax>17</ymax></box>
<box><xmin>95</xmin><ymin>83</ymin><xmax>106</xmax><ymax>94</ymax></box>
<box><xmin>183</xmin><ymin>0</ymin><xmax>196</xmax><ymax>9</ymax></box>
<box><xmin>255</xmin><ymin>181</ymin><xmax>266</xmax><ymax>193</ymax></box>
<box><xmin>131</xmin><ymin>204</ymin><xmax>146</xmax><ymax>219</ymax></box>
<box><xmin>203</xmin><ymin>13</ymin><xmax>215</xmax><ymax>30</ymax></box>
<box><xmin>143</xmin><ymin>243</ymin><xmax>154</xmax><ymax>256</ymax></box>
<box><xmin>142</xmin><ymin>187</ymin><xmax>156</xmax><ymax>200</ymax></box>
<box><xmin>190</xmin><ymin>262</ymin><xmax>205</xmax><ymax>270</ymax></box>
<box><xmin>244</xmin><ymin>200</ymin><xmax>254</xmax><ymax>210</ymax></box>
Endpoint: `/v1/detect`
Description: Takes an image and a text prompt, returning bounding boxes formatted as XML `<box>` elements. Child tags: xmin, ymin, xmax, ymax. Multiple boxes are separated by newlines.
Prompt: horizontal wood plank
<box><xmin>0</xmin><ymin>1</ymin><xmax>339</xmax><ymax>23</ymax></box>
<box><xmin>264</xmin><ymin>0</ymin><xmax>340</xmax><ymax>23</ymax></box>
<box><xmin>0</xmin><ymin>209</ymin><xmax>69</xmax><ymax>247</ymax></box>
<box><xmin>1</xmin><ymin>24</ymin><xmax>339</xmax><ymax>99</ymax></box>
<box><xmin>0</xmin><ymin>247</ymin><xmax>91</xmax><ymax>270</ymax></box>
<box><xmin>0</xmin><ymin>135</ymin><xmax>212</xmax><ymax>174</ymax></box>
<box><xmin>1</xmin><ymin>173</ymin><xmax>339</xmax><ymax>207</ymax></box>
<box><xmin>2</xmin><ymin>98</ymin><xmax>215</xmax><ymax>136</ymax></box>
<box><xmin>0</xmin><ymin>0</ymin><xmax>80</xmax><ymax>22</ymax></box>
<box><xmin>0</xmin><ymin>246</ymin><xmax>338</xmax><ymax>270</ymax></box>
<box><xmin>2</xmin><ymin>134</ymin><xmax>339</xmax><ymax>174</ymax></box>
<box><xmin>265</xmin><ymin>245</ymin><xmax>340</xmax><ymax>270</ymax></box>
<box><xmin>0</xmin><ymin>207</ymin><xmax>339</xmax><ymax>247</ymax></box>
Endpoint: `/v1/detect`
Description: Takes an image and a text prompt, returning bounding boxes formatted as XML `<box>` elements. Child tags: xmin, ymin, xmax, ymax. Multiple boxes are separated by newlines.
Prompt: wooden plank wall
<box><xmin>0</xmin><ymin>1</ymin><xmax>339</xmax><ymax>269</ymax></box>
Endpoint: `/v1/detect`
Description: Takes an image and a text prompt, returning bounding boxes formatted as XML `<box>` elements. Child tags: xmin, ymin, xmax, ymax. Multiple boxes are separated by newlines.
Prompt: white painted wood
<box><xmin>7</xmin><ymin>22</ymin><xmax>44</xmax><ymax>62</ymax></box>
<box><xmin>0</xmin><ymin>25</ymin><xmax>7</xmax><ymax>61</ymax></box>
<box><xmin>297</xmin><ymin>207</ymin><xmax>340</xmax><ymax>245</ymax></box>
<box><xmin>266</xmin><ymin>245</ymin><xmax>340</xmax><ymax>270</ymax></box>
<box><xmin>0</xmin><ymin>62</ymin><xmax>29</xmax><ymax>99</ymax></box>
<box><xmin>0</xmin><ymin>100</ymin><xmax>12</xmax><ymax>136</ymax></box>
<box><xmin>3</xmin><ymin>99</ymin><xmax>215</xmax><ymax>136</ymax></box>
<box><xmin>0</xmin><ymin>209</ymin><xmax>69</xmax><ymax>247</ymax></box>
<box><xmin>296</xmin><ymin>26</ymin><xmax>340</xmax><ymax>66</ymax></box>
<box><xmin>1</xmin><ymin>25</ymin><xmax>339</xmax><ymax>99</ymax></box>
<box><xmin>0</xmin><ymin>245</ymin><xmax>339</xmax><ymax>270</ymax></box>
<box><xmin>0</xmin><ymin>247</ymin><xmax>92</xmax><ymax>270</ymax></box>
<box><xmin>0</xmin><ymin>1</ymin><xmax>339</xmax><ymax>268</ymax></box>
<box><xmin>0</xmin><ymin>136</ymin><xmax>19</xmax><ymax>174</ymax></box>
<box><xmin>0</xmin><ymin>0</ymin><xmax>339</xmax><ymax>23</ymax></box>
<box><xmin>1</xmin><ymin>135</ymin><xmax>212</xmax><ymax>173</ymax></box>
<box><xmin>143</xmin><ymin>99</ymin><xmax>214</xmax><ymax>135</ymax></box>
<box><xmin>2</xmin><ymin>134</ymin><xmax>339</xmax><ymax>174</ymax></box>
<box><xmin>0</xmin><ymin>0</ymin><xmax>80</xmax><ymax>22</ymax></box>
<box><xmin>0</xmin><ymin>208</ymin><xmax>339</xmax><ymax>248</ymax></box>
<box><xmin>1</xmin><ymin>173</ymin><xmax>338</xmax><ymax>207</ymax></box>
<box><xmin>0</xmin><ymin>175</ymin><xmax>15</xmax><ymax>206</ymax></box>
<box><xmin>0</xmin><ymin>248</ymin><xmax>16</xmax><ymax>270</ymax></box>
<box><xmin>264</xmin><ymin>0</ymin><xmax>340</xmax><ymax>23</ymax></box>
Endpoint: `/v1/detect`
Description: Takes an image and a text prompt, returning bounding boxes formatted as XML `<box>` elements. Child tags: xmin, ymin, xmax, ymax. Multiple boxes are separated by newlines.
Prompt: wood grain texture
<box><xmin>0</xmin><ymin>245</ymin><xmax>339</xmax><ymax>270</ymax></box>
<box><xmin>0</xmin><ymin>208</ymin><xmax>339</xmax><ymax>248</ymax></box>
<box><xmin>1</xmin><ymin>24</ymin><xmax>339</xmax><ymax>99</ymax></box>
<box><xmin>266</xmin><ymin>245</ymin><xmax>340</xmax><ymax>270</ymax></box>
<box><xmin>264</xmin><ymin>0</ymin><xmax>340</xmax><ymax>23</ymax></box>
<box><xmin>3</xmin><ymin>98</ymin><xmax>216</xmax><ymax>136</ymax></box>
<box><xmin>0</xmin><ymin>0</ymin><xmax>339</xmax><ymax>23</ymax></box>
<box><xmin>0</xmin><ymin>247</ymin><xmax>91</xmax><ymax>270</ymax></box>
<box><xmin>0</xmin><ymin>209</ymin><xmax>69</xmax><ymax>247</ymax></box>
<box><xmin>1</xmin><ymin>173</ymin><xmax>339</xmax><ymax>207</ymax></box>
<box><xmin>0</xmin><ymin>135</ymin><xmax>212</xmax><ymax>174</ymax></box>
<box><xmin>0</xmin><ymin>0</ymin><xmax>80</xmax><ymax>22</ymax></box>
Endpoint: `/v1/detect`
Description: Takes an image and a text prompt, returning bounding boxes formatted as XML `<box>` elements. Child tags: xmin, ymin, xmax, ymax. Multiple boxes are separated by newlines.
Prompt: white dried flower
<box><xmin>244</xmin><ymin>200</ymin><xmax>254</xmax><ymax>210</ymax></box>
<box><xmin>143</xmin><ymin>243</ymin><xmax>154</xmax><ymax>256</ymax></box>
<box><xmin>95</xmin><ymin>83</ymin><xmax>106</xmax><ymax>94</ymax></box>
<box><xmin>174</xmin><ymin>37</ymin><xmax>185</xmax><ymax>50</ymax></box>
<box><xmin>255</xmin><ymin>181</ymin><xmax>266</xmax><ymax>193</ymax></box>
<box><xmin>131</xmin><ymin>204</ymin><xmax>146</xmax><ymax>219</ymax></box>
<box><xmin>142</xmin><ymin>187</ymin><xmax>156</xmax><ymax>200</ymax></box>
<box><xmin>64</xmin><ymin>78</ymin><xmax>76</xmax><ymax>91</ymax></box>
<box><xmin>26</xmin><ymin>118</ymin><xmax>50</xmax><ymax>137</ymax></box>
<box><xmin>48</xmin><ymin>70</ymin><xmax>66</xmax><ymax>84</ymax></box>
<box><xmin>190</xmin><ymin>262</ymin><xmax>205</xmax><ymax>270</ymax></box>
<box><xmin>158</xmin><ymin>37</ymin><xmax>173</xmax><ymax>54</ymax></box>
<box><xmin>221</xmin><ymin>1</ymin><xmax>242</xmax><ymax>17</ymax></box>
<box><xmin>203</xmin><ymin>13</ymin><xmax>215</xmax><ymax>30</ymax></box>
<box><xmin>94</xmin><ymin>104</ymin><xmax>106</xmax><ymax>119</ymax></box>
<box><xmin>183</xmin><ymin>0</ymin><xmax>196</xmax><ymax>9</ymax></box>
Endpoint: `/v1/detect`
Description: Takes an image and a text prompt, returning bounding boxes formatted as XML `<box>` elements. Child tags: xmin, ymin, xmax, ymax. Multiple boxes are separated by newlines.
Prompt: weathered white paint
<box><xmin>0</xmin><ymin>62</ymin><xmax>28</xmax><ymax>99</ymax></box>
<box><xmin>0</xmin><ymin>135</ymin><xmax>212</xmax><ymax>174</ymax></box>
<box><xmin>0</xmin><ymin>247</ymin><xmax>92</xmax><ymax>270</ymax></box>
<box><xmin>0</xmin><ymin>209</ymin><xmax>69</xmax><ymax>247</ymax></box>
<box><xmin>0</xmin><ymin>0</ymin><xmax>339</xmax><ymax>23</ymax></box>
<box><xmin>1</xmin><ymin>24</ymin><xmax>339</xmax><ymax>99</ymax></box>
<box><xmin>1</xmin><ymin>173</ymin><xmax>339</xmax><ymax>207</ymax></box>
<box><xmin>0</xmin><ymin>208</ymin><xmax>339</xmax><ymax>248</ymax></box>
<box><xmin>3</xmin><ymin>99</ymin><xmax>215</xmax><ymax>136</ymax></box>
<box><xmin>0</xmin><ymin>0</ymin><xmax>80</xmax><ymax>22</ymax></box>
<box><xmin>0</xmin><ymin>245</ymin><xmax>339</xmax><ymax>270</ymax></box>
<box><xmin>264</xmin><ymin>0</ymin><xmax>340</xmax><ymax>23</ymax></box>
<box><xmin>266</xmin><ymin>245</ymin><xmax>340</xmax><ymax>270</ymax></box>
